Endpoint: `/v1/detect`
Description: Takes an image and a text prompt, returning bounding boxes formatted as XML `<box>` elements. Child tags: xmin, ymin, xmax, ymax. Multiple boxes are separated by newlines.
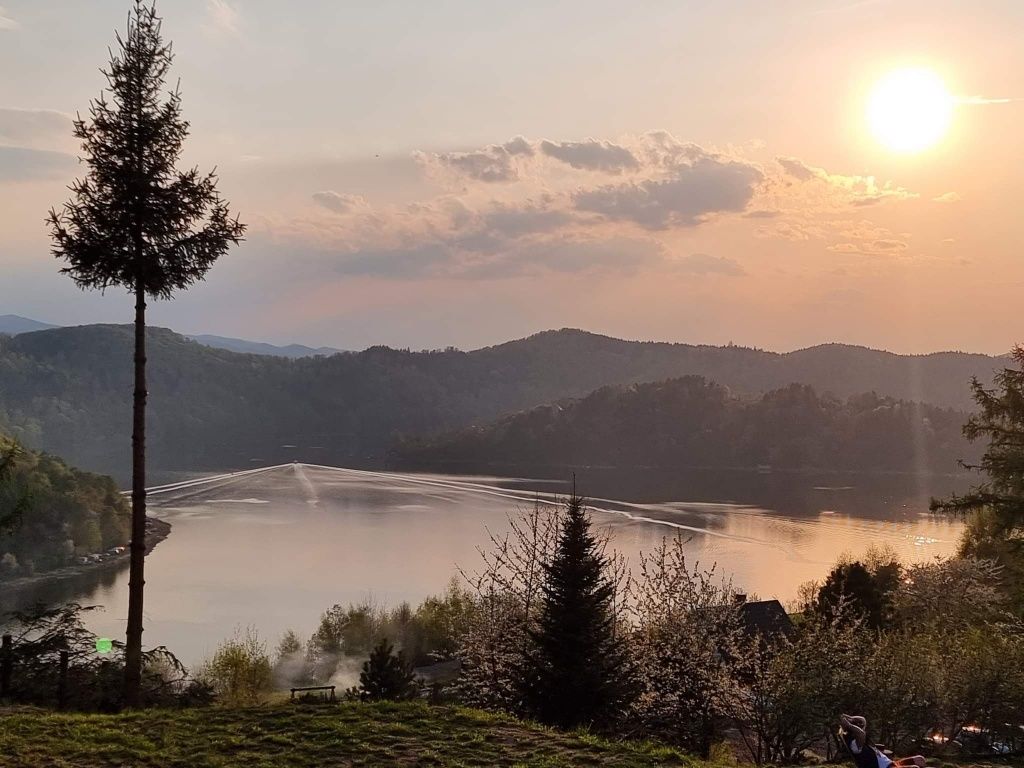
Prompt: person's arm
<box><xmin>841</xmin><ymin>715</ymin><xmax>867</xmax><ymax>750</ymax></box>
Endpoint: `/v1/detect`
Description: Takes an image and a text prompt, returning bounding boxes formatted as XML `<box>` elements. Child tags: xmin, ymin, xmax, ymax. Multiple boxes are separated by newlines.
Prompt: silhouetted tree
<box><xmin>356</xmin><ymin>639</ymin><xmax>418</xmax><ymax>701</ymax></box>
<box><xmin>48</xmin><ymin>1</ymin><xmax>244</xmax><ymax>706</ymax></box>
<box><xmin>522</xmin><ymin>493</ymin><xmax>632</xmax><ymax>729</ymax></box>
<box><xmin>814</xmin><ymin>560</ymin><xmax>898</xmax><ymax>631</ymax></box>
<box><xmin>932</xmin><ymin>346</ymin><xmax>1024</xmax><ymax>535</ymax></box>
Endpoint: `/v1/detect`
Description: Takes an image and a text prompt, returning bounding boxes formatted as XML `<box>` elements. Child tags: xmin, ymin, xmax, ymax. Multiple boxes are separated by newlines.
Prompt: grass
<box><xmin>0</xmin><ymin>701</ymin><xmax>695</xmax><ymax>767</ymax></box>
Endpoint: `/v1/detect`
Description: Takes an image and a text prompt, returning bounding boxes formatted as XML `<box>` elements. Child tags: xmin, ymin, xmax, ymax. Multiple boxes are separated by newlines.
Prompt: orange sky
<box><xmin>1</xmin><ymin>0</ymin><xmax>1021</xmax><ymax>353</ymax></box>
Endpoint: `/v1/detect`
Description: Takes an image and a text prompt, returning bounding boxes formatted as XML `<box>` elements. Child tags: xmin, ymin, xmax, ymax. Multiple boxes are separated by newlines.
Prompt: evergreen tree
<box><xmin>357</xmin><ymin>639</ymin><xmax>419</xmax><ymax>701</ymax></box>
<box><xmin>814</xmin><ymin>560</ymin><xmax>898</xmax><ymax>631</ymax></box>
<box><xmin>48</xmin><ymin>1</ymin><xmax>245</xmax><ymax>706</ymax></box>
<box><xmin>932</xmin><ymin>346</ymin><xmax>1024</xmax><ymax>535</ymax></box>
<box><xmin>933</xmin><ymin>347</ymin><xmax>1024</xmax><ymax>608</ymax></box>
<box><xmin>522</xmin><ymin>493</ymin><xmax>632</xmax><ymax>729</ymax></box>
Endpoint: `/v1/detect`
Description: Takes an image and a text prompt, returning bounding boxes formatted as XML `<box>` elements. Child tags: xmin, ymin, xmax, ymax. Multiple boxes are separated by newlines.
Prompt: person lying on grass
<box><xmin>840</xmin><ymin>714</ymin><xmax>926</xmax><ymax>768</ymax></box>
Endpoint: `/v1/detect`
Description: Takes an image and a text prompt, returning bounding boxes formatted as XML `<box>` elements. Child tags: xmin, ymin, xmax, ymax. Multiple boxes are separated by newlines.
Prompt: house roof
<box><xmin>739</xmin><ymin>599</ymin><xmax>795</xmax><ymax>638</ymax></box>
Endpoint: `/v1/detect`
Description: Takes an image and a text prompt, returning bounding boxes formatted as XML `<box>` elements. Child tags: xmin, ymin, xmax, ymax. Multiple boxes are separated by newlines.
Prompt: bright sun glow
<box><xmin>867</xmin><ymin>68</ymin><xmax>955</xmax><ymax>153</ymax></box>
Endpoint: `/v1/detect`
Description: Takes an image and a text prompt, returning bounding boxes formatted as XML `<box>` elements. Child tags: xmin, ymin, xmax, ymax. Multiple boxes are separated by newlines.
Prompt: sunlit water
<box><xmin>2</xmin><ymin>463</ymin><xmax>965</xmax><ymax>666</ymax></box>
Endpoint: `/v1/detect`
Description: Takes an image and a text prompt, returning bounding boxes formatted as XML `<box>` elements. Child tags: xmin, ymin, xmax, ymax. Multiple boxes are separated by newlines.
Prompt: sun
<box><xmin>867</xmin><ymin>68</ymin><xmax>954</xmax><ymax>153</ymax></box>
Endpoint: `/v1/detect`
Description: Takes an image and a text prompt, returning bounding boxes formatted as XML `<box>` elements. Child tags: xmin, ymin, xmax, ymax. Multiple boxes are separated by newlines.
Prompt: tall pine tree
<box><xmin>48</xmin><ymin>1</ymin><xmax>245</xmax><ymax>706</ymax></box>
<box><xmin>522</xmin><ymin>492</ymin><xmax>632</xmax><ymax>729</ymax></box>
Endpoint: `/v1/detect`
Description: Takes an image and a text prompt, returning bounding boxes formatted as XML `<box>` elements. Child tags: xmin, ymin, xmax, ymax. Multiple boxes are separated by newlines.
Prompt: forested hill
<box><xmin>395</xmin><ymin>377</ymin><xmax>981</xmax><ymax>475</ymax></box>
<box><xmin>0</xmin><ymin>436</ymin><xmax>129</xmax><ymax>579</ymax></box>
<box><xmin>0</xmin><ymin>325</ymin><xmax>998</xmax><ymax>479</ymax></box>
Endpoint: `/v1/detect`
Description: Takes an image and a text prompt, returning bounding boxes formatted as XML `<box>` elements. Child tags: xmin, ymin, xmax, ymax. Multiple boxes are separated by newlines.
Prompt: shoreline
<box><xmin>0</xmin><ymin>517</ymin><xmax>171</xmax><ymax>598</ymax></box>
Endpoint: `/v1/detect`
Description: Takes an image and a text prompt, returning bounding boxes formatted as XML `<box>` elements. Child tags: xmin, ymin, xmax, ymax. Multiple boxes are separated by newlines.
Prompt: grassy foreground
<box><xmin>0</xmin><ymin>701</ymin><xmax>693</xmax><ymax>767</ymax></box>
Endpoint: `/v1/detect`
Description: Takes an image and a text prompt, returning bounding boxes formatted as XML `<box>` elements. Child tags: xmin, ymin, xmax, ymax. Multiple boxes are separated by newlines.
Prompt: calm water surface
<box><xmin>2</xmin><ymin>463</ymin><xmax>966</xmax><ymax>666</ymax></box>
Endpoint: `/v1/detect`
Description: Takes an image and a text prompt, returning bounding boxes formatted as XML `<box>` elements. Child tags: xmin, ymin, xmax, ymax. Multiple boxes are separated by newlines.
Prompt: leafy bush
<box><xmin>197</xmin><ymin>627</ymin><xmax>272</xmax><ymax>705</ymax></box>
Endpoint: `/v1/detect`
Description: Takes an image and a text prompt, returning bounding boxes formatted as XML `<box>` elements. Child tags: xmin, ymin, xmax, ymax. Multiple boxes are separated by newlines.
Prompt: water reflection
<box><xmin>1</xmin><ymin>463</ymin><xmax>965</xmax><ymax>667</ymax></box>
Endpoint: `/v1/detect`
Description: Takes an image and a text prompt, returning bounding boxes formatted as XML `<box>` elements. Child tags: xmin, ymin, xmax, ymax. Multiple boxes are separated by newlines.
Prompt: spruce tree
<box><xmin>48</xmin><ymin>1</ymin><xmax>245</xmax><ymax>706</ymax></box>
<box><xmin>357</xmin><ymin>639</ymin><xmax>419</xmax><ymax>701</ymax></box>
<box><xmin>522</xmin><ymin>493</ymin><xmax>632</xmax><ymax>729</ymax></box>
<box><xmin>932</xmin><ymin>346</ymin><xmax>1024</xmax><ymax>530</ymax></box>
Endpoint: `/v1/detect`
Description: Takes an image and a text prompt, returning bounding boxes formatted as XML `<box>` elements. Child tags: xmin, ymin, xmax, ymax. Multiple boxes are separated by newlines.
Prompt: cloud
<box><xmin>203</xmin><ymin>0</ymin><xmax>241</xmax><ymax>38</ymax></box>
<box><xmin>501</xmin><ymin>136</ymin><xmax>534</xmax><ymax>157</ymax></box>
<box><xmin>479</xmin><ymin>202</ymin><xmax>571</xmax><ymax>237</ymax></box>
<box><xmin>0</xmin><ymin>6</ymin><xmax>17</xmax><ymax>30</ymax></box>
<box><xmin>539</xmin><ymin>139</ymin><xmax>639</xmax><ymax>173</ymax></box>
<box><xmin>828</xmin><ymin>238</ymin><xmax>908</xmax><ymax>256</ymax></box>
<box><xmin>421</xmin><ymin>137</ymin><xmax>534</xmax><ymax>183</ymax></box>
<box><xmin>958</xmin><ymin>95</ymin><xmax>1016</xmax><ymax>105</ymax></box>
<box><xmin>0</xmin><ymin>108</ymin><xmax>73</xmax><ymax>149</ymax></box>
<box><xmin>312</xmin><ymin>191</ymin><xmax>370</xmax><ymax>214</ymax></box>
<box><xmin>270</xmin><ymin>131</ymin><xmax>923</xmax><ymax>283</ymax></box>
<box><xmin>933</xmin><ymin>191</ymin><xmax>961</xmax><ymax>204</ymax></box>
<box><xmin>676</xmin><ymin>253</ymin><xmax>746</xmax><ymax>276</ymax></box>
<box><xmin>326</xmin><ymin>235</ymin><xmax>663</xmax><ymax>280</ymax></box>
<box><xmin>777</xmin><ymin>156</ymin><xmax>817</xmax><ymax>182</ymax></box>
<box><xmin>573</xmin><ymin>154</ymin><xmax>763</xmax><ymax>229</ymax></box>
<box><xmin>775</xmin><ymin>155</ymin><xmax>916</xmax><ymax>208</ymax></box>
<box><xmin>0</xmin><ymin>146</ymin><xmax>77</xmax><ymax>181</ymax></box>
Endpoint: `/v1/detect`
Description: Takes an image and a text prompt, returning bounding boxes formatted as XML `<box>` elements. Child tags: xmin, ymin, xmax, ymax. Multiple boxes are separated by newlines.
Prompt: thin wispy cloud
<box><xmin>0</xmin><ymin>6</ymin><xmax>18</xmax><ymax>30</ymax></box>
<box><xmin>203</xmin><ymin>0</ymin><xmax>241</xmax><ymax>38</ymax></box>
<box><xmin>958</xmin><ymin>95</ymin><xmax>1017</xmax><ymax>105</ymax></box>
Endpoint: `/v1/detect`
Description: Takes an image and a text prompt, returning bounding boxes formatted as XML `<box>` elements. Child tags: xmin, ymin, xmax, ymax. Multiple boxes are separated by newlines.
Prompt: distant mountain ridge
<box><xmin>186</xmin><ymin>334</ymin><xmax>343</xmax><ymax>359</ymax></box>
<box><xmin>0</xmin><ymin>313</ymin><xmax>342</xmax><ymax>358</ymax></box>
<box><xmin>0</xmin><ymin>324</ymin><xmax>1003</xmax><ymax>480</ymax></box>
<box><xmin>0</xmin><ymin>315</ymin><xmax>58</xmax><ymax>335</ymax></box>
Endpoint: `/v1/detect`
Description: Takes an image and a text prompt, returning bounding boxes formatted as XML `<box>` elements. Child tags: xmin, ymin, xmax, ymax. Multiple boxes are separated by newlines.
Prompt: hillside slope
<box><xmin>0</xmin><ymin>702</ymin><xmax>689</xmax><ymax>767</ymax></box>
<box><xmin>0</xmin><ymin>325</ymin><xmax>1000</xmax><ymax>479</ymax></box>
<box><xmin>395</xmin><ymin>377</ymin><xmax>979</xmax><ymax>475</ymax></box>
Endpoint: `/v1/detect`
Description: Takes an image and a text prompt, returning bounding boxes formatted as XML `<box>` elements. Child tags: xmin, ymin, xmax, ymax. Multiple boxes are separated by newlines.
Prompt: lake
<box><xmin>1</xmin><ymin>463</ymin><xmax>967</xmax><ymax>667</ymax></box>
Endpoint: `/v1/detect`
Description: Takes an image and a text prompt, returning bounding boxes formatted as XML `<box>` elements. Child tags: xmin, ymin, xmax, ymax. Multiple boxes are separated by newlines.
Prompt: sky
<box><xmin>0</xmin><ymin>0</ymin><xmax>1021</xmax><ymax>354</ymax></box>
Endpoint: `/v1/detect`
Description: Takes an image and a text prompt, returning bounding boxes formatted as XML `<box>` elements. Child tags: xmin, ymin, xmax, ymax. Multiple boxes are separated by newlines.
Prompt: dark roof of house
<box><xmin>739</xmin><ymin>599</ymin><xmax>795</xmax><ymax>638</ymax></box>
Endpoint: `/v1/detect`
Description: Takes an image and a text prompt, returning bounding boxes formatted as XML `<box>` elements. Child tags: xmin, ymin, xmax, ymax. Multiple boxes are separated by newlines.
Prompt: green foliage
<box><xmin>47</xmin><ymin>1</ymin><xmax>245</xmax><ymax>298</ymax></box>
<box><xmin>522</xmin><ymin>494</ymin><xmax>633</xmax><ymax>730</ymax></box>
<box><xmin>0</xmin><ymin>438</ymin><xmax>30</xmax><ymax>534</ymax></box>
<box><xmin>0</xmin><ymin>436</ymin><xmax>129</xmax><ymax>579</ymax></box>
<box><xmin>1</xmin><ymin>602</ymin><xmax>201</xmax><ymax>710</ymax></box>
<box><xmin>399</xmin><ymin>378</ymin><xmax>977</xmax><ymax>475</ymax></box>
<box><xmin>306</xmin><ymin>580</ymin><xmax>474</xmax><ymax>670</ymax></box>
<box><xmin>274</xmin><ymin>582</ymin><xmax>475</xmax><ymax>691</ymax></box>
<box><xmin>813</xmin><ymin>558</ymin><xmax>900</xmax><ymax>631</ymax></box>
<box><xmin>198</xmin><ymin>627</ymin><xmax>273</xmax><ymax>706</ymax></box>
<box><xmin>934</xmin><ymin>346</ymin><xmax>1024</xmax><ymax>609</ymax></box>
<box><xmin>353</xmin><ymin>639</ymin><xmax>419</xmax><ymax>702</ymax></box>
<box><xmin>933</xmin><ymin>346</ymin><xmax>1024</xmax><ymax>528</ymax></box>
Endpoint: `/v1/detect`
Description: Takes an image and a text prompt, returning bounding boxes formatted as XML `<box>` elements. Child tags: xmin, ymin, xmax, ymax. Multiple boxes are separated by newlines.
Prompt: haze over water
<box><xmin>3</xmin><ymin>464</ymin><xmax>964</xmax><ymax>666</ymax></box>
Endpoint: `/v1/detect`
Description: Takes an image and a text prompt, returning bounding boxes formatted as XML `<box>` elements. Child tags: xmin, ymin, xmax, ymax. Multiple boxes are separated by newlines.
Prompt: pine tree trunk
<box><xmin>124</xmin><ymin>280</ymin><xmax>147</xmax><ymax>707</ymax></box>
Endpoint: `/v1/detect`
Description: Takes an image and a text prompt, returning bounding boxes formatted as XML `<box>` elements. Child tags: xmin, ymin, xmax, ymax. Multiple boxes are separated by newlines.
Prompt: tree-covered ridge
<box><xmin>0</xmin><ymin>324</ymin><xmax>997</xmax><ymax>479</ymax></box>
<box><xmin>397</xmin><ymin>377</ymin><xmax>979</xmax><ymax>474</ymax></box>
<box><xmin>0</xmin><ymin>436</ymin><xmax>129</xmax><ymax>579</ymax></box>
